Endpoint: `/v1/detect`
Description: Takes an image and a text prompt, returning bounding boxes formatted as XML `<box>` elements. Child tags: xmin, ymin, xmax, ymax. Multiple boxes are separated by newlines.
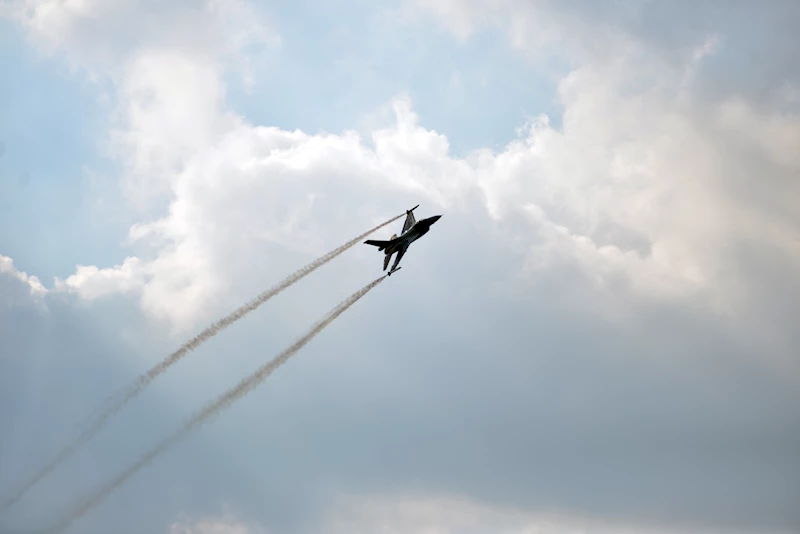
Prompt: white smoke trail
<box><xmin>1</xmin><ymin>214</ymin><xmax>402</xmax><ymax>511</ymax></box>
<box><xmin>45</xmin><ymin>275</ymin><xmax>387</xmax><ymax>534</ymax></box>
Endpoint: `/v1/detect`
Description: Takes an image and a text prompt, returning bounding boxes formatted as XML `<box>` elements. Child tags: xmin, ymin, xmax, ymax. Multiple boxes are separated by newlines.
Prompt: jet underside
<box><xmin>364</xmin><ymin>205</ymin><xmax>441</xmax><ymax>274</ymax></box>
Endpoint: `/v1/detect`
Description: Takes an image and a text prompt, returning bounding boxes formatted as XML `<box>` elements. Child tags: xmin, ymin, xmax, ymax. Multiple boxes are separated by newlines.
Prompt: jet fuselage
<box><xmin>364</xmin><ymin>207</ymin><xmax>442</xmax><ymax>273</ymax></box>
<box><xmin>382</xmin><ymin>215</ymin><xmax>441</xmax><ymax>257</ymax></box>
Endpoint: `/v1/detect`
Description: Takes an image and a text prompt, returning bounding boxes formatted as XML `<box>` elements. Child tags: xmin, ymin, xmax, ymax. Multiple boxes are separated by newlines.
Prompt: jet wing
<box><xmin>364</xmin><ymin>236</ymin><xmax>400</xmax><ymax>251</ymax></box>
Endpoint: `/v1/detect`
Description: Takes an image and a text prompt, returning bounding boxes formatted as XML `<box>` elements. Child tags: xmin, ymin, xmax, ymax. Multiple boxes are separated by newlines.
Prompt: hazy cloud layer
<box><xmin>1</xmin><ymin>0</ymin><xmax>798</xmax><ymax>533</ymax></box>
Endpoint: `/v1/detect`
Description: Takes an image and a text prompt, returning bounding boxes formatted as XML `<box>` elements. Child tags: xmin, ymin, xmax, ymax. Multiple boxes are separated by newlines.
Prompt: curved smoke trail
<box><xmin>45</xmin><ymin>274</ymin><xmax>387</xmax><ymax>534</ymax></box>
<box><xmin>1</xmin><ymin>214</ymin><xmax>402</xmax><ymax>511</ymax></box>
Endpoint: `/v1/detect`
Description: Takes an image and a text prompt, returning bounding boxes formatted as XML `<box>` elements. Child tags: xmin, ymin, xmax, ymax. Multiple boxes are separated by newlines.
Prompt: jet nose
<box><xmin>429</xmin><ymin>215</ymin><xmax>442</xmax><ymax>224</ymax></box>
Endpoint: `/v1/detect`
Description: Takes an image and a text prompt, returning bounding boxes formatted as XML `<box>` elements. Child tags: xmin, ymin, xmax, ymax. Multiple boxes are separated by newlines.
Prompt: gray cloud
<box><xmin>2</xmin><ymin>205</ymin><xmax>799</xmax><ymax>534</ymax></box>
<box><xmin>563</xmin><ymin>0</ymin><xmax>800</xmax><ymax>107</ymax></box>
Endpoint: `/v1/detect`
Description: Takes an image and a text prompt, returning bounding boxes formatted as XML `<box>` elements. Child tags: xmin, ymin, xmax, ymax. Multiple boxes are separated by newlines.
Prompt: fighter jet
<box><xmin>364</xmin><ymin>205</ymin><xmax>442</xmax><ymax>275</ymax></box>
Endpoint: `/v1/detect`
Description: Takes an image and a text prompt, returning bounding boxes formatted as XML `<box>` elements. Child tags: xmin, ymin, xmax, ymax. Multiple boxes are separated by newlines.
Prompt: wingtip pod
<box><xmin>407</xmin><ymin>204</ymin><xmax>419</xmax><ymax>213</ymax></box>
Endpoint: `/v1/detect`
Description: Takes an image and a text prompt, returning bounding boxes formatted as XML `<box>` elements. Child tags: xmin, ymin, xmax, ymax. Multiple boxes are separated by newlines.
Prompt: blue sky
<box><xmin>1</xmin><ymin>1</ymin><xmax>799</xmax><ymax>534</ymax></box>
<box><xmin>228</xmin><ymin>0</ymin><xmax>562</xmax><ymax>152</ymax></box>
<box><xmin>0</xmin><ymin>20</ymin><xmax>122</xmax><ymax>280</ymax></box>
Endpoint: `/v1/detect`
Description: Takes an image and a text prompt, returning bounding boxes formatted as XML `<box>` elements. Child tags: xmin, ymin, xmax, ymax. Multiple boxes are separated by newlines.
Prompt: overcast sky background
<box><xmin>1</xmin><ymin>1</ymin><xmax>799</xmax><ymax>533</ymax></box>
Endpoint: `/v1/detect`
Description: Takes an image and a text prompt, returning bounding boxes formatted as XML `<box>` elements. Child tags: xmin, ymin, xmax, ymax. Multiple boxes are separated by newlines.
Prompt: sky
<box><xmin>0</xmin><ymin>0</ymin><xmax>798</xmax><ymax>533</ymax></box>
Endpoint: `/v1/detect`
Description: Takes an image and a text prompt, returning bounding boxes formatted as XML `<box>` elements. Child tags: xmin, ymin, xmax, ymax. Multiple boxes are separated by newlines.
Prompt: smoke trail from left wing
<box><xmin>45</xmin><ymin>275</ymin><xmax>387</xmax><ymax>534</ymax></box>
<box><xmin>1</xmin><ymin>213</ymin><xmax>402</xmax><ymax>512</ymax></box>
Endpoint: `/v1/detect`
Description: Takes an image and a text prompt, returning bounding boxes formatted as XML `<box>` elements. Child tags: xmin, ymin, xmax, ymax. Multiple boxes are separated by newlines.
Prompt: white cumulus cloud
<box><xmin>53</xmin><ymin>256</ymin><xmax>146</xmax><ymax>299</ymax></box>
<box><xmin>169</xmin><ymin>514</ymin><xmax>264</xmax><ymax>534</ymax></box>
<box><xmin>0</xmin><ymin>254</ymin><xmax>47</xmax><ymax>297</ymax></box>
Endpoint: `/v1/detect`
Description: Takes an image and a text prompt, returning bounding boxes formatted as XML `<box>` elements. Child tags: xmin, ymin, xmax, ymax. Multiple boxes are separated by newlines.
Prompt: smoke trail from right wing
<box><xmin>45</xmin><ymin>275</ymin><xmax>387</xmax><ymax>534</ymax></box>
<box><xmin>1</xmin><ymin>213</ymin><xmax>402</xmax><ymax>512</ymax></box>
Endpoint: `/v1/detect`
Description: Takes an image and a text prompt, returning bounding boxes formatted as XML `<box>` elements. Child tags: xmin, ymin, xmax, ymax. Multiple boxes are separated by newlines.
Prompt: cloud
<box><xmin>718</xmin><ymin>96</ymin><xmax>800</xmax><ymax>170</ymax></box>
<box><xmin>12</xmin><ymin>0</ymin><xmax>790</xmax><ymax>336</ymax></box>
<box><xmin>324</xmin><ymin>493</ymin><xmax>584</xmax><ymax>534</ymax></box>
<box><xmin>15</xmin><ymin>0</ymin><xmax>799</xmax><ymax>336</ymax></box>
<box><xmin>405</xmin><ymin>0</ymin><xmax>800</xmax><ymax>349</ymax></box>
<box><xmin>27</xmin><ymin>66</ymin><xmax>798</xmax><ymax>333</ymax></box>
<box><xmin>53</xmin><ymin>256</ymin><xmax>146</xmax><ymax>300</ymax></box>
<box><xmin>1</xmin><ymin>0</ymin><xmax>798</xmax><ymax>533</ymax></box>
<box><xmin>322</xmin><ymin>493</ymin><xmax>724</xmax><ymax>534</ymax></box>
<box><xmin>410</xmin><ymin>0</ymin><xmax>800</xmax><ymax>107</ymax></box>
<box><xmin>169</xmin><ymin>512</ymin><xmax>263</xmax><ymax>534</ymax></box>
<box><xmin>4</xmin><ymin>0</ymin><xmax>278</xmax><ymax>73</ymax></box>
<box><xmin>0</xmin><ymin>254</ymin><xmax>46</xmax><ymax>298</ymax></box>
<box><xmin>2</xmin><ymin>0</ymin><xmax>279</xmax><ymax>207</ymax></box>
